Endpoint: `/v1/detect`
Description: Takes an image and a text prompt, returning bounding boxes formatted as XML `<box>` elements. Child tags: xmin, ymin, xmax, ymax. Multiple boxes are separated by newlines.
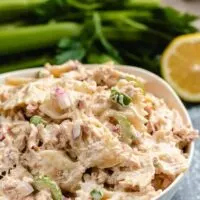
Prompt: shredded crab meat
<box><xmin>0</xmin><ymin>61</ymin><xmax>198</xmax><ymax>200</ymax></box>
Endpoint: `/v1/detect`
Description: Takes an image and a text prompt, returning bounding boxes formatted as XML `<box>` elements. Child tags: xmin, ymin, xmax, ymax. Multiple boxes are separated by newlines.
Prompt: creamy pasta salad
<box><xmin>0</xmin><ymin>61</ymin><xmax>198</xmax><ymax>200</ymax></box>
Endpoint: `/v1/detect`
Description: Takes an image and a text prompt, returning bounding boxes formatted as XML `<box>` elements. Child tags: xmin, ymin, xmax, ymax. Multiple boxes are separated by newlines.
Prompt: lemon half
<box><xmin>161</xmin><ymin>33</ymin><xmax>200</xmax><ymax>102</ymax></box>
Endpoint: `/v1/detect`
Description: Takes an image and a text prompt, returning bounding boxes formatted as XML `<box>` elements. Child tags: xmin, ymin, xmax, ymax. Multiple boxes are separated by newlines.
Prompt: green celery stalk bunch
<box><xmin>0</xmin><ymin>0</ymin><xmax>198</xmax><ymax>74</ymax></box>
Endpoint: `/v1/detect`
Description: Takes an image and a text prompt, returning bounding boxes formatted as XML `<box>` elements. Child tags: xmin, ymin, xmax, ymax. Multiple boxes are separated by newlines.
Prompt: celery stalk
<box><xmin>98</xmin><ymin>10</ymin><xmax>153</xmax><ymax>21</ymax></box>
<box><xmin>103</xmin><ymin>27</ymin><xmax>142</xmax><ymax>41</ymax></box>
<box><xmin>0</xmin><ymin>0</ymin><xmax>43</xmax><ymax>12</ymax></box>
<box><xmin>0</xmin><ymin>22</ymin><xmax>81</xmax><ymax>55</ymax></box>
<box><xmin>0</xmin><ymin>55</ymin><xmax>50</xmax><ymax>73</ymax></box>
<box><xmin>122</xmin><ymin>18</ymin><xmax>171</xmax><ymax>41</ymax></box>
<box><xmin>0</xmin><ymin>0</ymin><xmax>44</xmax><ymax>21</ymax></box>
<box><xmin>0</xmin><ymin>22</ymin><xmax>143</xmax><ymax>56</ymax></box>
<box><xmin>33</xmin><ymin>175</ymin><xmax>62</xmax><ymax>200</ymax></box>
<box><xmin>126</xmin><ymin>0</ymin><xmax>161</xmax><ymax>8</ymax></box>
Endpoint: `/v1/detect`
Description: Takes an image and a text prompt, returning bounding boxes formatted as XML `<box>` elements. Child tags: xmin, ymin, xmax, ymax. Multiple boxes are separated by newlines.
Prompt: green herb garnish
<box><xmin>110</xmin><ymin>88</ymin><xmax>131</xmax><ymax>106</ymax></box>
<box><xmin>30</xmin><ymin>115</ymin><xmax>47</xmax><ymax>126</ymax></box>
<box><xmin>90</xmin><ymin>189</ymin><xmax>103</xmax><ymax>200</ymax></box>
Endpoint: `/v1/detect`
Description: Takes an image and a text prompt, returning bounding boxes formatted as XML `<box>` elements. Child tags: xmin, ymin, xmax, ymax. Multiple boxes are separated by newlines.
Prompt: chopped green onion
<box><xmin>30</xmin><ymin>115</ymin><xmax>47</xmax><ymax>126</ymax></box>
<box><xmin>90</xmin><ymin>189</ymin><xmax>103</xmax><ymax>200</ymax></box>
<box><xmin>33</xmin><ymin>175</ymin><xmax>62</xmax><ymax>200</ymax></box>
<box><xmin>110</xmin><ymin>88</ymin><xmax>131</xmax><ymax>106</ymax></box>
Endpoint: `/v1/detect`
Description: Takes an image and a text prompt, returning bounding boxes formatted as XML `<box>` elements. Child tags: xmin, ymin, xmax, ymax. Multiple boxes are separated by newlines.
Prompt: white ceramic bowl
<box><xmin>0</xmin><ymin>65</ymin><xmax>194</xmax><ymax>200</ymax></box>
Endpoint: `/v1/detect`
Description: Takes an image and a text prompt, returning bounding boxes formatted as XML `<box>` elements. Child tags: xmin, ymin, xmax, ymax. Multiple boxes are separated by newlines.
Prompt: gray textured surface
<box><xmin>173</xmin><ymin>106</ymin><xmax>200</xmax><ymax>200</ymax></box>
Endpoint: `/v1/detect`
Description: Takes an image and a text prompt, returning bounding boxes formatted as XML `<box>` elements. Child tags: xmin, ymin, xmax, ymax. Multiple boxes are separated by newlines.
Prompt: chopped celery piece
<box><xmin>115</xmin><ymin>114</ymin><xmax>134</xmax><ymax>144</ymax></box>
<box><xmin>33</xmin><ymin>175</ymin><xmax>62</xmax><ymax>200</ymax></box>
<box><xmin>90</xmin><ymin>189</ymin><xmax>103</xmax><ymax>200</ymax></box>
<box><xmin>30</xmin><ymin>115</ymin><xmax>47</xmax><ymax>126</ymax></box>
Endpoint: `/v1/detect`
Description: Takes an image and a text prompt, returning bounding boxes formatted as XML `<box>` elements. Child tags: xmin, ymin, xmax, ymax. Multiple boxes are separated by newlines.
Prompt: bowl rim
<box><xmin>0</xmin><ymin>64</ymin><xmax>195</xmax><ymax>200</ymax></box>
